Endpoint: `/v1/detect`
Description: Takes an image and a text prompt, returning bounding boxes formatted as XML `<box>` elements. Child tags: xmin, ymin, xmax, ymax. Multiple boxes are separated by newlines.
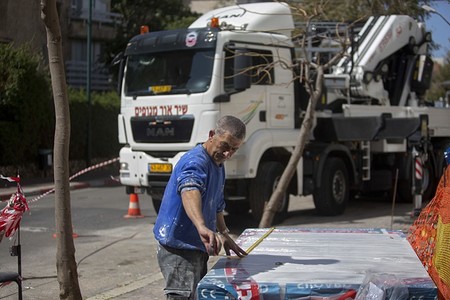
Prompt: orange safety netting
<box><xmin>408</xmin><ymin>165</ymin><xmax>450</xmax><ymax>300</ymax></box>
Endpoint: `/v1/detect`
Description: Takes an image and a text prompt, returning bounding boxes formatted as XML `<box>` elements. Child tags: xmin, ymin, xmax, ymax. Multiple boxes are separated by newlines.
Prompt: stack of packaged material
<box><xmin>197</xmin><ymin>228</ymin><xmax>436</xmax><ymax>300</ymax></box>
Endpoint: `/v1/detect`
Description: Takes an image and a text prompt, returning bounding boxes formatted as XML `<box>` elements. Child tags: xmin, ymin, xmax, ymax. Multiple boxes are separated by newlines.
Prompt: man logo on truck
<box><xmin>146</xmin><ymin>127</ymin><xmax>175</xmax><ymax>137</ymax></box>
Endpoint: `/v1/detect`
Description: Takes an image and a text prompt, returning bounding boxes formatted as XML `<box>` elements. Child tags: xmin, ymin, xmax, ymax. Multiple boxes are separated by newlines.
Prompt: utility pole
<box><xmin>86</xmin><ymin>0</ymin><xmax>92</xmax><ymax>166</ymax></box>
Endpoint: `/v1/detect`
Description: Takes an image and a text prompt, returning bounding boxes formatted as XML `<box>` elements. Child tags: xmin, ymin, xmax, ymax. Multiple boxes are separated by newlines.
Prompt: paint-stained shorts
<box><xmin>157</xmin><ymin>243</ymin><xmax>209</xmax><ymax>300</ymax></box>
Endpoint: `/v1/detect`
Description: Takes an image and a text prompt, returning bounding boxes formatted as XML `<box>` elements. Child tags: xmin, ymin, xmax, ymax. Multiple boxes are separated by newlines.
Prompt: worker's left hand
<box><xmin>219</xmin><ymin>233</ymin><xmax>247</xmax><ymax>258</ymax></box>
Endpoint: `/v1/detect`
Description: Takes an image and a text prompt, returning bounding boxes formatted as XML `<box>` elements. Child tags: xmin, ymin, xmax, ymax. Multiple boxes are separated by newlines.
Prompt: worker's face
<box><xmin>208</xmin><ymin>130</ymin><xmax>243</xmax><ymax>165</ymax></box>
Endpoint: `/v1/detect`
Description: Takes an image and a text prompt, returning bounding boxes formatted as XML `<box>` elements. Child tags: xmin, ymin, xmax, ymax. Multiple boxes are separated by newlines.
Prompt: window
<box><xmin>224</xmin><ymin>46</ymin><xmax>274</xmax><ymax>92</ymax></box>
<box><xmin>70</xmin><ymin>40</ymin><xmax>102</xmax><ymax>63</ymax></box>
<box><xmin>124</xmin><ymin>49</ymin><xmax>215</xmax><ymax>96</ymax></box>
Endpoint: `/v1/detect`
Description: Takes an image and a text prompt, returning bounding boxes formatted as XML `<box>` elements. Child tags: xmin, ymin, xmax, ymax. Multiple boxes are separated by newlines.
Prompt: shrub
<box><xmin>0</xmin><ymin>44</ymin><xmax>54</xmax><ymax>166</ymax></box>
<box><xmin>68</xmin><ymin>88</ymin><xmax>120</xmax><ymax>161</ymax></box>
<box><xmin>0</xmin><ymin>43</ymin><xmax>120</xmax><ymax>177</ymax></box>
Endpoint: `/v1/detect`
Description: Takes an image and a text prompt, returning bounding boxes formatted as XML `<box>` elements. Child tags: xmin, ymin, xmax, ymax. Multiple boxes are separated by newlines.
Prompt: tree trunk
<box><xmin>40</xmin><ymin>1</ymin><xmax>82</xmax><ymax>299</ymax></box>
<box><xmin>259</xmin><ymin>66</ymin><xmax>324</xmax><ymax>228</ymax></box>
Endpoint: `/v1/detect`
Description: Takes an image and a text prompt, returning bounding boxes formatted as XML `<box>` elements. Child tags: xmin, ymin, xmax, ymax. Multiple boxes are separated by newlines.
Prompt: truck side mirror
<box><xmin>234</xmin><ymin>49</ymin><xmax>251</xmax><ymax>91</ymax></box>
<box><xmin>111</xmin><ymin>51</ymin><xmax>124</xmax><ymax>95</ymax></box>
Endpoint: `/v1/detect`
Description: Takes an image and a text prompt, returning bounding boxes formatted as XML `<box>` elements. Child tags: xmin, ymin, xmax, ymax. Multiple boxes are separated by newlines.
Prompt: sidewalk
<box><xmin>0</xmin><ymin>168</ymin><xmax>219</xmax><ymax>299</ymax></box>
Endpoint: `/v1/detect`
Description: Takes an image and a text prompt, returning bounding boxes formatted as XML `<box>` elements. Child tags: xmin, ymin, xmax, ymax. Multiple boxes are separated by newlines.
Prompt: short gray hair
<box><xmin>215</xmin><ymin>115</ymin><xmax>246</xmax><ymax>140</ymax></box>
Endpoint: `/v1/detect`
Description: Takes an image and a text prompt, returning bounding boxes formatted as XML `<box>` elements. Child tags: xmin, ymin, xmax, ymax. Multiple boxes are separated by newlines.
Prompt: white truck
<box><xmin>116</xmin><ymin>2</ymin><xmax>450</xmax><ymax>222</ymax></box>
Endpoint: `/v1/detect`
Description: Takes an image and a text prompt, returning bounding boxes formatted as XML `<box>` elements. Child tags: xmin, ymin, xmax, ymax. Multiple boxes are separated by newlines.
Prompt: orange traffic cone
<box><xmin>124</xmin><ymin>193</ymin><xmax>144</xmax><ymax>218</ymax></box>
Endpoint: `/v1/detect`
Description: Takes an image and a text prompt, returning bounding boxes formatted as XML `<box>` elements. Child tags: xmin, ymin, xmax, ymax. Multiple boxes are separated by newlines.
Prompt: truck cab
<box><xmin>118</xmin><ymin>2</ymin><xmax>301</xmax><ymax>217</ymax></box>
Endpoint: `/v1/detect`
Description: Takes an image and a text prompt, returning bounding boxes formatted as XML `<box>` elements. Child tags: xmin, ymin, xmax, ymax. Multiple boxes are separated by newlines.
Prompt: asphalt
<box><xmin>0</xmin><ymin>166</ymin><xmax>166</xmax><ymax>300</ymax></box>
<box><xmin>0</xmin><ymin>165</ymin><xmax>423</xmax><ymax>299</ymax></box>
<box><xmin>0</xmin><ymin>168</ymin><xmax>224</xmax><ymax>300</ymax></box>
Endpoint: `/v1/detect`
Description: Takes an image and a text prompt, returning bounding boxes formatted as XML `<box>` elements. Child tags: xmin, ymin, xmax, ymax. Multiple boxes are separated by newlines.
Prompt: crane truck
<box><xmin>116</xmin><ymin>2</ymin><xmax>450</xmax><ymax>222</ymax></box>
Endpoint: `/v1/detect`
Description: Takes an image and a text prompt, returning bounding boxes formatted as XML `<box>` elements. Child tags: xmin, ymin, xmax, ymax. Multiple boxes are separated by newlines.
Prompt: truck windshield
<box><xmin>124</xmin><ymin>49</ymin><xmax>215</xmax><ymax>97</ymax></box>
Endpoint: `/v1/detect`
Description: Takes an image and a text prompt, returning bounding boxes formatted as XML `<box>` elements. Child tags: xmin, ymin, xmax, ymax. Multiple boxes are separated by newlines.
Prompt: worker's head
<box><xmin>205</xmin><ymin>115</ymin><xmax>246</xmax><ymax>165</ymax></box>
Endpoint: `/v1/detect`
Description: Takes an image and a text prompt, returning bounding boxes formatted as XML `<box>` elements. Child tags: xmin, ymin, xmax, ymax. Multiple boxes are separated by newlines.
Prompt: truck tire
<box><xmin>225</xmin><ymin>200</ymin><xmax>249</xmax><ymax>215</ymax></box>
<box><xmin>398</xmin><ymin>154</ymin><xmax>436</xmax><ymax>203</ymax></box>
<box><xmin>249</xmin><ymin>161</ymin><xmax>289</xmax><ymax>223</ymax></box>
<box><xmin>421</xmin><ymin>155</ymin><xmax>437</xmax><ymax>202</ymax></box>
<box><xmin>148</xmin><ymin>188</ymin><xmax>164</xmax><ymax>214</ymax></box>
<box><xmin>152</xmin><ymin>198</ymin><xmax>162</xmax><ymax>214</ymax></box>
<box><xmin>313</xmin><ymin>157</ymin><xmax>348</xmax><ymax>216</ymax></box>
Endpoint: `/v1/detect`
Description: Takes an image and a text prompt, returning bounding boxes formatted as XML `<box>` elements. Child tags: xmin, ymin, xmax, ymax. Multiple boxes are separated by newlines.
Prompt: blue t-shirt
<box><xmin>153</xmin><ymin>144</ymin><xmax>226</xmax><ymax>252</ymax></box>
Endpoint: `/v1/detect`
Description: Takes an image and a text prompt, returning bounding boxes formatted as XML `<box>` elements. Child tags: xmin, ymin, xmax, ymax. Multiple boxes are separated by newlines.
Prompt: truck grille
<box><xmin>131</xmin><ymin>115</ymin><xmax>194</xmax><ymax>143</ymax></box>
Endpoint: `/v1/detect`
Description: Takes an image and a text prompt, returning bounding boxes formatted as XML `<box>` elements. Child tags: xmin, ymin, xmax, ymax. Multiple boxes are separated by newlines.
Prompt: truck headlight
<box><xmin>120</xmin><ymin>162</ymin><xmax>129</xmax><ymax>171</ymax></box>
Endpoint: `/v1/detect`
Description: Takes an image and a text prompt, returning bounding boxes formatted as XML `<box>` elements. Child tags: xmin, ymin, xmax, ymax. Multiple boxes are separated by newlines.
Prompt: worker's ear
<box><xmin>208</xmin><ymin>130</ymin><xmax>215</xmax><ymax>139</ymax></box>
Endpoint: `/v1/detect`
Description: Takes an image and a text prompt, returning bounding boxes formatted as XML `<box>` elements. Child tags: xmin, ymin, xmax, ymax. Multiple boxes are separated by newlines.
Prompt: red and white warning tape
<box><xmin>415</xmin><ymin>156</ymin><xmax>423</xmax><ymax>180</ymax></box>
<box><xmin>68</xmin><ymin>157</ymin><xmax>119</xmax><ymax>181</ymax></box>
<box><xmin>28</xmin><ymin>157</ymin><xmax>120</xmax><ymax>204</ymax></box>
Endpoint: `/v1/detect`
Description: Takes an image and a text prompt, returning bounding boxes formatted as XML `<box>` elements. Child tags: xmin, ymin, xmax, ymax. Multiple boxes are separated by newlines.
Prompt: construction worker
<box><xmin>153</xmin><ymin>115</ymin><xmax>248</xmax><ymax>300</ymax></box>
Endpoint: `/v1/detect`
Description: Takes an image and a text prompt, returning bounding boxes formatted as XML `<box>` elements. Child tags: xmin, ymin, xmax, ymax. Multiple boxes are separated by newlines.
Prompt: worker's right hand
<box><xmin>198</xmin><ymin>226</ymin><xmax>221</xmax><ymax>256</ymax></box>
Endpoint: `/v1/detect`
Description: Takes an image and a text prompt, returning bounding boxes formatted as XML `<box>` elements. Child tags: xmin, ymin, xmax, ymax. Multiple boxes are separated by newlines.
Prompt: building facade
<box><xmin>67</xmin><ymin>0</ymin><xmax>122</xmax><ymax>90</ymax></box>
<box><xmin>1</xmin><ymin>0</ymin><xmax>250</xmax><ymax>91</ymax></box>
<box><xmin>0</xmin><ymin>0</ymin><xmax>121</xmax><ymax>91</ymax></box>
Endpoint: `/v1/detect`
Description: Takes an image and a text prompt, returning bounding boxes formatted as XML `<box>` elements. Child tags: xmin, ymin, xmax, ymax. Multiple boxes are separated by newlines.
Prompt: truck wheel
<box><xmin>313</xmin><ymin>157</ymin><xmax>348</xmax><ymax>216</ymax></box>
<box><xmin>249</xmin><ymin>162</ymin><xmax>289</xmax><ymax>223</ymax></box>
<box><xmin>398</xmin><ymin>154</ymin><xmax>436</xmax><ymax>203</ymax></box>
<box><xmin>225</xmin><ymin>200</ymin><xmax>249</xmax><ymax>215</ymax></box>
<box><xmin>422</xmin><ymin>155</ymin><xmax>437</xmax><ymax>201</ymax></box>
<box><xmin>148</xmin><ymin>188</ymin><xmax>164</xmax><ymax>214</ymax></box>
<box><xmin>152</xmin><ymin>198</ymin><xmax>162</xmax><ymax>214</ymax></box>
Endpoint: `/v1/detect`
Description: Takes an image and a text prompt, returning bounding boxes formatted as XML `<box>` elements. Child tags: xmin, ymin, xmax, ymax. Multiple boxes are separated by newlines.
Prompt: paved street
<box><xmin>0</xmin><ymin>184</ymin><xmax>419</xmax><ymax>299</ymax></box>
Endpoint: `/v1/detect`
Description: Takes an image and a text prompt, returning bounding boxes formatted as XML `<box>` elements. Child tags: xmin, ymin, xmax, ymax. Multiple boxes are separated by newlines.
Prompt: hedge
<box><xmin>0</xmin><ymin>44</ymin><xmax>120</xmax><ymax>177</ymax></box>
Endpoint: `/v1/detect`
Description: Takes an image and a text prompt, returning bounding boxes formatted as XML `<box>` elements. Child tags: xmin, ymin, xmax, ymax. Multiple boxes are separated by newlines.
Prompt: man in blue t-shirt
<box><xmin>153</xmin><ymin>115</ymin><xmax>248</xmax><ymax>300</ymax></box>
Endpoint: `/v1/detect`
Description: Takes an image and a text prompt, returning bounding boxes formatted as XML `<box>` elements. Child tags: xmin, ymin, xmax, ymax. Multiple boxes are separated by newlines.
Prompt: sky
<box><xmin>424</xmin><ymin>1</ymin><xmax>450</xmax><ymax>58</ymax></box>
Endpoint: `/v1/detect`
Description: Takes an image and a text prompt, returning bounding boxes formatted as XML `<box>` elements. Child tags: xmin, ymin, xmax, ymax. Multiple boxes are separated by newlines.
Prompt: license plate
<box><xmin>151</xmin><ymin>85</ymin><xmax>172</xmax><ymax>93</ymax></box>
<box><xmin>149</xmin><ymin>163</ymin><xmax>172</xmax><ymax>173</ymax></box>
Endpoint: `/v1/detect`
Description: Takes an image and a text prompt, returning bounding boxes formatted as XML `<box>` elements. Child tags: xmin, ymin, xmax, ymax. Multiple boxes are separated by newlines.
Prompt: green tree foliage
<box><xmin>428</xmin><ymin>51</ymin><xmax>450</xmax><ymax>101</ymax></box>
<box><xmin>0</xmin><ymin>43</ymin><xmax>119</xmax><ymax>169</ymax></box>
<box><xmin>0</xmin><ymin>44</ymin><xmax>54</xmax><ymax>166</ymax></box>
